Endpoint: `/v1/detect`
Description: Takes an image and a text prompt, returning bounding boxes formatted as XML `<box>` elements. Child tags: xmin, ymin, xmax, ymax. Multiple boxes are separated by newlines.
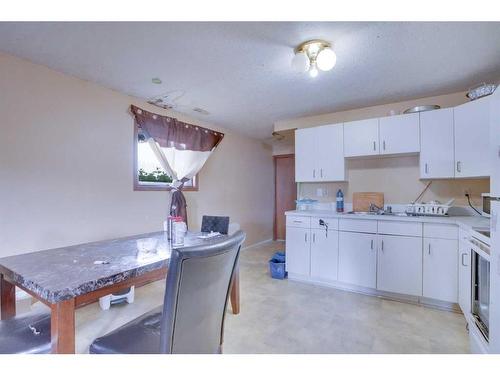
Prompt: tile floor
<box><xmin>31</xmin><ymin>241</ymin><xmax>470</xmax><ymax>353</ymax></box>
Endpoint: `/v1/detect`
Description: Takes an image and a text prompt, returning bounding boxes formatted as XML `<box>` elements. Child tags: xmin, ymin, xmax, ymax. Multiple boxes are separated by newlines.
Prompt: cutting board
<box><xmin>353</xmin><ymin>192</ymin><xmax>384</xmax><ymax>212</ymax></box>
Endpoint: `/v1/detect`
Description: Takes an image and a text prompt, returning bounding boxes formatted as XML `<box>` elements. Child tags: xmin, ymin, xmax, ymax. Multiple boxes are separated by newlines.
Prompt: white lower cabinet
<box><xmin>338</xmin><ymin>231</ymin><xmax>377</xmax><ymax>288</ymax></box>
<box><xmin>377</xmin><ymin>235</ymin><xmax>423</xmax><ymax>296</ymax></box>
<box><xmin>285</xmin><ymin>226</ymin><xmax>310</xmax><ymax>277</ymax></box>
<box><xmin>310</xmin><ymin>229</ymin><xmax>339</xmax><ymax>282</ymax></box>
<box><xmin>286</xmin><ymin>215</ymin><xmax>461</xmax><ymax>309</ymax></box>
<box><xmin>458</xmin><ymin>243</ymin><xmax>472</xmax><ymax>315</ymax></box>
<box><xmin>423</xmin><ymin>238</ymin><xmax>458</xmax><ymax>303</ymax></box>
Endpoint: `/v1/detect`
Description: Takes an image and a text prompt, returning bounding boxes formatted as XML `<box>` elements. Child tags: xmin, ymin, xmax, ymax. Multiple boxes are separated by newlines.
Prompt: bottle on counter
<box><xmin>336</xmin><ymin>189</ymin><xmax>344</xmax><ymax>213</ymax></box>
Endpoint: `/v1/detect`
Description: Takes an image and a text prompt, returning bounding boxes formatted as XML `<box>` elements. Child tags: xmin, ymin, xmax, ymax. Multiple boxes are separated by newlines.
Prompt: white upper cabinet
<box><xmin>454</xmin><ymin>97</ymin><xmax>491</xmax><ymax>178</ymax></box>
<box><xmin>420</xmin><ymin>108</ymin><xmax>455</xmax><ymax>179</ymax></box>
<box><xmin>295</xmin><ymin>127</ymin><xmax>317</xmax><ymax>182</ymax></box>
<box><xmin>295</xmin><ymin>124</ymin><xmax>345</xmax><ymax>182</ymax></box>
<box><xmin>343</xmin><ymin>118</ymin><xmax>379</xmax><ymax>157</ymax></box>
<box><xmin>379</xmin><ymin>112</ymin><xmax>420</xmax><ymax>155</ymax></box>
<box><xmin>316</xmin><ymin>124</ymin><xmax>345</xmax><ymax>181</ymax></box>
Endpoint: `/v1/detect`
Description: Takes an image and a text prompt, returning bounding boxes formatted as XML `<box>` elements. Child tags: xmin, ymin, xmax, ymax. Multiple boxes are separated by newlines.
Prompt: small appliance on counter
<box><xmin>295</xmin><ymin>198</ymin><xmax>318</xmax><ymax>211</ymax></box>
<box><xmin>405</xmin><ymin>199</ymin><xmax>454</xmax><ymax>217</ymax></box>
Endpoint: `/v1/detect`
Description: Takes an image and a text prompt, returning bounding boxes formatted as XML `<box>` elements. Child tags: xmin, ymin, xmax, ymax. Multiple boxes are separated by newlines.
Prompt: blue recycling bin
<box><xmin>269</xmin><ymin>252</ymin><xmax>286</xmax><ymax>279</ymax></box>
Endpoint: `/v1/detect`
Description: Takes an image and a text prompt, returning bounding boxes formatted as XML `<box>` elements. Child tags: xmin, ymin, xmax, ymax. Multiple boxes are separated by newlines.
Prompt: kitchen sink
<box><xmin>345</xmin><ymin>211</ymin><xmax>409</xmax><ymax>217</ymax></box>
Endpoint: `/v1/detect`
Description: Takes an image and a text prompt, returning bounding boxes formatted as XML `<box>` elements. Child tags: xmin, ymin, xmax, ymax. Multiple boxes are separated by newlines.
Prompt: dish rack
<box><xmin>405</xmin><ymin>202</ymin><xmax>451</xmax><ymax>217</ymax></box>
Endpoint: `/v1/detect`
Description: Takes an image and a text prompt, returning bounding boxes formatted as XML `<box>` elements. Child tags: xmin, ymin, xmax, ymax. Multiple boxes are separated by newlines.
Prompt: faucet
<box><xmin>369</xmin><ymin>203</ymin><xmax>385</xmax><ymax>214</ymax></box>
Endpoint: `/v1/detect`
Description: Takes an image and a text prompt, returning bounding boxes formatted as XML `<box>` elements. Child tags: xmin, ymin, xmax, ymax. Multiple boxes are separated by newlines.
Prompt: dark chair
<box><xmin>0</xmin><ymin>312</ymin><xmax>51</xmax><ymax>354</ymax></box>
<box><xmin>90</xmin><ymin>230</ymin><xmax>246</xmax><ymax>354</ymax></box>
<box><xmin>201</xmin><ymin>215</ymin><xmax>230</xmax><ymax>235</ymax></box>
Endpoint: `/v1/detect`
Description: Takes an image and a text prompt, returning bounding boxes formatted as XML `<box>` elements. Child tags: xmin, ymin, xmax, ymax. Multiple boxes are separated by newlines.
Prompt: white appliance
<box><xmin>488</xmin><ymin>87</ymin><xmax>500</xmax><ymax>353</ymax></box>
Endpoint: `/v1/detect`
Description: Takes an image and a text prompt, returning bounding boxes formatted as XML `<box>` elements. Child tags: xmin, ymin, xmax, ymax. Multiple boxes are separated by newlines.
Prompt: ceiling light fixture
<box><xmin>291</xmin><ymin>39</ymin><xmax>337</xmax><ymax>77</ymax></box>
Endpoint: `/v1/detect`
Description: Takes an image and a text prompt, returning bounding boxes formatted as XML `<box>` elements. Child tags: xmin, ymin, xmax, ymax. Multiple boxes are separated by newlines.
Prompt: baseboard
<box><xmin>242</xmin><ymin>238</ymin><xmax>273</xmax><ymax>251</ymax></box>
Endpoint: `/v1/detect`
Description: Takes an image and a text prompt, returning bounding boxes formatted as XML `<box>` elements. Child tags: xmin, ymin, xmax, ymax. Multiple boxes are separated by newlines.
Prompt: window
<box><xmin>133</xmin><ymin>123</ymin><xmax>198</xmax><ymax>191</ymax></box>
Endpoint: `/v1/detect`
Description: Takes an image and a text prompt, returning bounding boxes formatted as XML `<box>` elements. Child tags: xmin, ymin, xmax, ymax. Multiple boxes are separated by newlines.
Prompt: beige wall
<box><xmin>0</xmin><ymin>52</ymin><xmax>274</xmax><ymax>257</ymax></box>
<box><xmin>273</xmin><ymin>92</ymin><xmax>489</xmax><ymax>206</ymax></box>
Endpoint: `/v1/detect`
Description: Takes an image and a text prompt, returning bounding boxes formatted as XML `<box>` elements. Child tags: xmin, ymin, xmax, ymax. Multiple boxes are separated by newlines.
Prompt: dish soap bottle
<box><xmin>336</xmin><ymin>189</ymin><xmax>344</xmax><ymax>213</ymax></box>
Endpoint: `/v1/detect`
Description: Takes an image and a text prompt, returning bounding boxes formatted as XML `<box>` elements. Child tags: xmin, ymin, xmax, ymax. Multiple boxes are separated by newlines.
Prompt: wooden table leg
<box><xmin>0</xmin><ymin>274</ymin><xmax>16</xmax><ymax>320</ymax></box>
<box><xmin>51</xmin><ymin>299</ymin><xmax>76</xmax><ymax>354</ymax></box>
<box><xmin>230</xmin><ymin>265</ymin><xmax>240</xmax><ymax>315</ymax></box>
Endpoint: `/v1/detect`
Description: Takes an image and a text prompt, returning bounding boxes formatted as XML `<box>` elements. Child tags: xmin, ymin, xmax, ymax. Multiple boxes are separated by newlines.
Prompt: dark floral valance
<box><xmin>130</xmin><ymin>105</ymin><xmax>224</xmax><ymax>152</ymax></box>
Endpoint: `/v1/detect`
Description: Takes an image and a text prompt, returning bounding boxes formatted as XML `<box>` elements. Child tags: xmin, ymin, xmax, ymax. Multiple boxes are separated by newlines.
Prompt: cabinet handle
<box><xmin>457</xmin><ymin>161</ymin><xmax>461</xmax><ymax>173</ymax></box>
<box><xmin>305</xmin><ymin>233</ymin><xmax>307</xmax><ymax>243</ymax></box>
<box><xmin>371</xmin><ymin>239</ymin><xmax>374</xmax><ymax>250</ymax></box>
<box><xmin>293</xmin><ymin>220</ymin><xmax>303</xmax><ymax>224</ymax></box>
<box><xmin>425</xmin><ymin>163</ymin><xmax>428</xmax><ymax>174</ymax></box>
<box><xmin>383</xmin><ymin>140</ymin><xmax>386</xmax><ymax>151</ymax></box>
<box><xmin>313</xmin><ymin>169</ymin><xmax>316</xmax><ymax>178</ymax></box>
<box><xmin>320</xmin><ymin>169</ymin><xmax>323</xmax><ymax>178</ymax></box>
<box><xmin>381</xmin><ymin>240</ymin><xmax>384</xmax><ymax>252</ymax></box>
<box><xmin>313</xmin><ymin>233</ymin><xmax>316</xmax><ymax>243</ymax></box>
<box><xmin>462</xmin><ymin>253</ymin><xmax>469</xmax><ymax>267</ymax></box>
<box><xmin>373</xmin><ymin>141</ymin><xmax>376</xmax><ymax>151</ymax></box>
<box><xmin>428</xmin><ymin>243</ymin><xmax>431</xmax><ymax>255</ymax></box>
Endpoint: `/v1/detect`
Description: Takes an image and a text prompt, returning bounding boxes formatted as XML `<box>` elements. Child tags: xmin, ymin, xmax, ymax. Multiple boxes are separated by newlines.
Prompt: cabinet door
<box><xmin>458</xmin><ymin>243</ymin><xmax>472</xmax><ymax>315</ymax></box>
<box><xmin>343</xmin><ymin>118</ymin><xmax>380</xmax><ymax>157</ymax></box>
<box><xmin>285</xmin><ymin>226</ymin><xmax>310</xmax><ymax>277</ymax></box>
<box><xmin>316</xmin><ymin>124</ymin><xmax>345</xmax><ymax>181</ymax></box>
<box><xmin>311</xmin><ymin>228</ymin><xmax>339</xmax><ymax>282</ymax></box>
<box><xmin>338</xmin><ymin>231</ymin><xmax>377</xmax><ymax>288</ymax></box>
<box><xmin>379</xmin><ymin>112</ymin><xmax>420</xmax><ymax>155</ymax></box>
<box><xmin>423</xmin><ymin>238</ymin><xmax>458</xmax><ymax>303</ymax></box>
<box><xmin>454</xmin><ymin>97</ymin><xmax>490</xmax><ymax>178</ymax></box>
<box><xmin>420</xmin><ymin>108</ymin><xmax>455</xmax><ymax>179</ymax></box>
<box><xmin>295</xmin><ymin>128</ymin><xmax>317</xmax><ymax>182</ymax></box>
<box><xmin>490</xmin><ymin>90</ymin><xmax>500</xmax><ymax>197</ymax></box>
<box><xmin>377</xmin><ymin>235</ymin><xmax>423</xmax><ymax>296</ymax></box>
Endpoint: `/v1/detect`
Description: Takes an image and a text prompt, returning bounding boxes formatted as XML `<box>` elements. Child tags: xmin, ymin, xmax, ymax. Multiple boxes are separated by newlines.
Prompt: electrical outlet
<box><xmin>464</xmin><ymin>189</ymin><xmax>471</xmax><ymax>197</ymax></box>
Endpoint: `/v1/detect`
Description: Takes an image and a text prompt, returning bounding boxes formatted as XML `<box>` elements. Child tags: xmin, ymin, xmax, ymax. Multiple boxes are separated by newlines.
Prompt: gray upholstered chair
<box><xmin>89</xmin><ymin>230</ymin><xmax>246</xmax><ymax>354</ymax></box>
<box><xmin>0</xmin><ymin>312</ymin><xmax>51</xmax><ymax>354</ymax></box>
<box><xmin>201</xmin><ymin>215</ymin><xmax>230</xmax><ymax>235</ymax></box>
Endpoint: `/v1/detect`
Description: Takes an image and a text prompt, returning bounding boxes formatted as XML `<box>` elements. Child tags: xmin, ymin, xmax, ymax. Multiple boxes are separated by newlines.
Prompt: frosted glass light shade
<box><xmin>317</xmin><ymin>48</ymin><xmax>337</xmax><ymax>71</ymax></box>
<box><xmin>291</xmin><ymin>51</ymin><xmax>310</xmax><ymax>72</ymax></box>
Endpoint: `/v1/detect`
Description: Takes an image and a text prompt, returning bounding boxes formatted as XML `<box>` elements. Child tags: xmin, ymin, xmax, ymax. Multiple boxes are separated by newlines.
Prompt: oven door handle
<box><xmin>461</xmin><ymin>252</ymin><xmax>469</xmax><ymax>267</ymax></box>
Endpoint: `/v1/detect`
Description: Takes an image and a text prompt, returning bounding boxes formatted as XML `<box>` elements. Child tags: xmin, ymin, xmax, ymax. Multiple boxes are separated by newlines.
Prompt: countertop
<box><xmin>0</xmin><ymin>231</ymin><xmax>227</xmax><ymax>304</ymax></box>
<box><xmin>285</xmin><ymin>210</ymin><xmax>490</xmax><ymax>230</ymax></box>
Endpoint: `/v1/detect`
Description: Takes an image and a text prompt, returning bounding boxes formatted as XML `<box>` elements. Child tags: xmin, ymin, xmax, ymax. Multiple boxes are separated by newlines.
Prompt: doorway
<box><xmin>274</xmin><ymin>154</ymin><xmax>296</xmax><ymax>241</ymax></box>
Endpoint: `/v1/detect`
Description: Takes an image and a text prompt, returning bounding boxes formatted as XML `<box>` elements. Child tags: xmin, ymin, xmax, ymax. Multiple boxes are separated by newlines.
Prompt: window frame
<box><xmin>133</xmin><ymin>121</ymin><xmax>199</xmax><ymax>192</ymax></box>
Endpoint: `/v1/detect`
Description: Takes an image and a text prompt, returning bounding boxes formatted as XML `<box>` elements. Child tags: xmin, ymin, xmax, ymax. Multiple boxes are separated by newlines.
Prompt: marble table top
<box><xmin>0</xmin><ymin>231</ymin><xmax>226</xmax><ymax>304</ymax></box>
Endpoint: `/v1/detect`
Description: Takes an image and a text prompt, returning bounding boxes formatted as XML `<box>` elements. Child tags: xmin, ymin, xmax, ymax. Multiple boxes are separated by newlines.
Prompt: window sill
<box><xmin>134</xmin><ymin>182</ymin><xmax>198</xmax><ymax>192</ymax></box>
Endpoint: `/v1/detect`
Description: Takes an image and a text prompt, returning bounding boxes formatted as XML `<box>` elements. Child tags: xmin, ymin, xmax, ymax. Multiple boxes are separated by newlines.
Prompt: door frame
<box><xmin>273</xmin><ymin>153</ymin><xmax>295</xmax><ymax>241</ymax></box>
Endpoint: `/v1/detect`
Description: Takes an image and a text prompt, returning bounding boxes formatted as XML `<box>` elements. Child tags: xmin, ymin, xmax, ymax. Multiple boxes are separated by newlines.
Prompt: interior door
<box><xmin>379</xmin><ymin>112</ymin><xmax>420</xmax><ymax>155</ymax></box>
<box><xmin>274</xmin><ymin>154</ymin><xmax>296</xmax><ymax>241</ymax></box>
<box><xmin>377</xmin><ymin>234</ymin><xmax>423</xmax><ymax>296</ymax></box>
<box><xmin>419</xmin><ymin>108</ymin><xmax>455</xmax><ymax>178</ymax></box>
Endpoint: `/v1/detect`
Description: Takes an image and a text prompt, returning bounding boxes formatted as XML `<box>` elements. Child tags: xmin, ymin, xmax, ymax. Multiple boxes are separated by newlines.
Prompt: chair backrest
<box><xmin>159</xmin><ymin>230</ymin><xmax>246</xmax><ymax>354</ymax></box>
<box><xmin>201</xmin><ymin>215</ymin><xmax>230</xmax><ymax>235</ymax></box>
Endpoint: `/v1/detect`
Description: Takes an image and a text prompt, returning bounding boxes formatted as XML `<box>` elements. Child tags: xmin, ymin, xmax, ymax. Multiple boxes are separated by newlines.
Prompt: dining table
<box><xmin>0</xmin><ymin>231</ymin><xmax>240</xmax><ymax>354</ymax></box>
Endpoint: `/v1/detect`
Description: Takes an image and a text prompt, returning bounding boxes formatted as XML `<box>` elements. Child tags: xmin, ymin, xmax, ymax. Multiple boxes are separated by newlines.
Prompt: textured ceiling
<box><xmin>1</xmin><ymin>22</ymin><xmax>500</xmax><ymax>139</ymax></box>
